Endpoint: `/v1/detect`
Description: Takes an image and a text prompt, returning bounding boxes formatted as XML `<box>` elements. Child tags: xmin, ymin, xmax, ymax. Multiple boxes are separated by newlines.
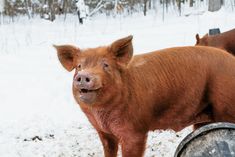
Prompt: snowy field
<box><xmin>1</xmin><ymin>5</ymin><xmax>235</xmax><ymax>157</ymax></box>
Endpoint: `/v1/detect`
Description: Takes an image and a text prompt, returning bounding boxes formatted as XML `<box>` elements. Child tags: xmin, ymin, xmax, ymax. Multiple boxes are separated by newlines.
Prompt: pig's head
<box><xmin>54</xmin><ymin>35</ymin><xmax>133</xmax><ymax>106</ymax></box>
<box><xmin>195</xmin><ymin>33</ymin><xmax>209</xmax><ymax>46</ymax></box>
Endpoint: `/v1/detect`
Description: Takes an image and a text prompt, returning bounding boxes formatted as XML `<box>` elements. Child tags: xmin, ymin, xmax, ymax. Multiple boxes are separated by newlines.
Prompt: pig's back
<box><xmin>130</xmin><ymin>46</ymin><xmax>235</xmax><ymax>74</ymax></box>
<box><xmin>127</xmin><ymin>46</ymin><xmax>235</xmax><ymax>97</ymax></box>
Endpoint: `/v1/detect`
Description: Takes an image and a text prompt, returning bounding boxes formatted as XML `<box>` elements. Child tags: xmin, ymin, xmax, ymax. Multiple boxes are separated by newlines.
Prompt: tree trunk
<box><xmin>162</xmin><ymin>0</ymin><xmax>165</xmax><ymax>21</ymax></box>
<box><xmin>24</xmin><ymin>0</ymin><xmax>31</xmax><ymax>19</ymax></box>
<box><xmin>143</xmin><ymin>0</ymin><xmax>148</xmax><ymax>16</ymax></box>
<box><xmin>177</xmin><ymin>0</ymin><xmax>181</xmax><ymax>16</ymax></box>
<box><xmin>189</xmin><ymin>0</ymin><xmax>193</xmax><ymax>7</ymax></box>
<box><xmin>208</xmin><ymin>0</ymin><xmax>221</xmax><ymax>12</ymax></box>
<box><xmin>221</xmin><ymin>0</ymin><xmax>224</xmax><ymax>5</ymax></box>
<box><xmin>48</xmin><ymin>0</ymin><xmax>55</xmax><ymax>21</ymax></box>
<box><xmin>114</xmin><ymin>0</ymin><xmax>118</xmax><ymax>15</ymax></box>
<box><xmin>152</xmin><ymin>0</ymin><xmax>157</xmax><ymax>10</ymax></box>
<box><xmin>166</xmin><ymin>0</ymin><xmax>169</xmax><ymax>12</ymax></box>
<box><xmin>0</xmin><ymin>0</ymin><xmax>4</xmax><ymax>13</ymax></box>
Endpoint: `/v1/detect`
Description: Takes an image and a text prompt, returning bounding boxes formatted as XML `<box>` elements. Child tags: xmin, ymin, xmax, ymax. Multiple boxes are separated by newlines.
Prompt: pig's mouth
<box><xmin>78</xmin><ymin>87</ymin><xmax>101</xmax><ymax>104</ymax></box>
<box><xmin>79</xmin><ymin>88</ymin><xmax>100</xmax><ymax>94</ymax></box>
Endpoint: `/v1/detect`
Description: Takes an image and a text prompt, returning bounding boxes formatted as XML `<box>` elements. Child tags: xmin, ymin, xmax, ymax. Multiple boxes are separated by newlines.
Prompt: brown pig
<box><xmin>54</xmin><ymin>35</ymin><xmax>235</xmax><ymax>157</ymax></box>
<box><xmin>195</xmin><ymin>28</ymin><xmax>235</xmax><ymax>55</ymax></box>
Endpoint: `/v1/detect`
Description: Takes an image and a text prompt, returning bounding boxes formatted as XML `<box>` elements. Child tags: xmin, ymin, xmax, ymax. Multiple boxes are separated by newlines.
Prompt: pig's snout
<box><xmin>73</xmin><ymin>72</ymin><xmax>100</xmax><ymax>90</ymax></box>
<box><xmin>73</xmin><ymin>71</ymin><xmax>102</xmax><ymax>104</ymax></box>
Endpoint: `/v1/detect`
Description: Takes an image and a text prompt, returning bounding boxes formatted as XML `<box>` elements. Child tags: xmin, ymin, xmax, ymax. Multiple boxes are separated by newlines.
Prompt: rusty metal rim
<box><xmin>174</xmin><ymin>122</ymin><xmax>235</xmax><ymax>157</ymax></box>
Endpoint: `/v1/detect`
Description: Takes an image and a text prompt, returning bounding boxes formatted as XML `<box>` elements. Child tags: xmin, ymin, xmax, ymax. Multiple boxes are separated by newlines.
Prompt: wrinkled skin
<box><xmin>55</xmin><ymin>36</ymin><xmax>235</xmax><ymax>157</ymax></box>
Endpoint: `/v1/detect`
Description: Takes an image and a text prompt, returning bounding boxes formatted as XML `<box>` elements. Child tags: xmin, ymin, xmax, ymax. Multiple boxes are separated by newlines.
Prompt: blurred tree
<box><xmin>0</xmin><ymin>0</ymin><xmax>4</xmax><ymax>24</ymax></box>
<box><xmin>176</xmin><ymin>0</ymin><xmax>181</xmax><ymax>15</ymax></box>
<box><xmin>0</xmin><ymin>0</ymin><xmax>5</xmax><ymax>13</ymax></box>
<box><xmin>208</xmin><ymin>0</ymin><xmax>222</xmax><ymax>12</ymax></box>
<box><xmin>143</xmin><ymin>0</ymin><xmax>148</xmax><ymax>15</ymax></box>
<box><xmin>1</xmin><ymin>0</ymin><xmax>232</xmax><ymax>22</ymax></box>
<box><xmin>189</xmin><ymin>0</ymin><xmax>194</xmax><ymax>7</ymax></box>
<box><xmin>24</xmin><ymin>0</ymin><xmax>31</xmax><ymax>19</ymax></box>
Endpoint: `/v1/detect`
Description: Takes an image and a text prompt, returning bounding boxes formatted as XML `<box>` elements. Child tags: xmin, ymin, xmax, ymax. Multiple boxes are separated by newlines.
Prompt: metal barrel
<box><xmin>209</xmin><ymin>28</ymin><xmax>221</xmax><ymax>35</ymax></box>
<box><xmin>174</xmin><ymin>122</ymin><xmax>235</xmax><ymax>157</ymax></box>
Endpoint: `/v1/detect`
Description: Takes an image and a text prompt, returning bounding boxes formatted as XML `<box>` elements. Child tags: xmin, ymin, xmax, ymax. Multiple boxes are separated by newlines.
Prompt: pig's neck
<box><xmin>82</xmin><ymin>71</ymin><xmax>138</xmax><ymax>133</ymax></box>
<box><xmin>86</xmin><ymin>88</ymin><xmax>130</xmax><ymax>133</ymax></box>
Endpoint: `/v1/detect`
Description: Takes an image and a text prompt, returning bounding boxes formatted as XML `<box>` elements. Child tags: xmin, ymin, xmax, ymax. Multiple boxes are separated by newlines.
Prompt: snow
<box><xmin>1</xmin><ymin>6</ymin><xmax>235</xmax><ymax>157</ymax></box>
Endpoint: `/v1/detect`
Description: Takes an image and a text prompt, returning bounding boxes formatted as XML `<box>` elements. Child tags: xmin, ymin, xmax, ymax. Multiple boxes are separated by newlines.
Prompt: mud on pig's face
<box><xmin>54</xmin><ymin>35</ymin><xmax>133</xmax><ymax>105</ymax></box>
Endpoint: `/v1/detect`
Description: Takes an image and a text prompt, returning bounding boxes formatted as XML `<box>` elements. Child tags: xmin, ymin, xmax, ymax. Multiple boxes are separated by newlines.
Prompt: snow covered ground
<box><xmin>1</xmin><ymin>6</ymin><xmax>235</xmax><ymax>157</ymax></box>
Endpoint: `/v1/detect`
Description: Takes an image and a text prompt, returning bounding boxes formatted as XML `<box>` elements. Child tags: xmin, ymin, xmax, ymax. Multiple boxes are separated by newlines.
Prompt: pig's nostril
<box><xmin>75</xmin><ymin>75</ymin><xmax>91</xmax><ymax>83</ymax></box>
<box><xmin>85</xmin><ymin>77</ymin><xmax>90</xmax><ymax>82</ymax></box>
<box><xmin>77</xmin><ymin>77</ymin><xmax>81</xmax><ymax>82</ymax></box>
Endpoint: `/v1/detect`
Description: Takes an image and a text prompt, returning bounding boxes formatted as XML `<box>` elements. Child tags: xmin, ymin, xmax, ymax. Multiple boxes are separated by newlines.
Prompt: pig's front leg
<box><xmin>98</xmin><ymin>131</ymin><xmax>119</xmax><ymax>157</ymax></box>
<box><xmin>121</xmin><ymin>132</ymin><xmax>147</xmax><ymax>157</ymax></box>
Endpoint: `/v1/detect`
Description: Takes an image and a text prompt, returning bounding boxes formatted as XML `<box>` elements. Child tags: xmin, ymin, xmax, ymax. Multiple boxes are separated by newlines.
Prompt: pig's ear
<box><xmin>195</xmin><ymin>34</ymin><xmax>200</xmax><ymax>44</ymax></box>
<box><xmin>110</xmin><ymin>35</ymin><xmax>133</xmax><ymax>66</ymax></box>
<box><xmin>53</xmin><ymin>45</ymin><xmax>80</xmax><ymax>72</ymax></box>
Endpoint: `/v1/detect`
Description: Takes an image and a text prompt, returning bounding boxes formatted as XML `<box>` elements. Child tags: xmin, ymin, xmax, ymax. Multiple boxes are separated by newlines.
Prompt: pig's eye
<box><xmin>103</xmin><ymin>62</ymin><xmax>109</xmax><ymax>70</ymax></box>
<box><xmin>77</xmin><ymin>64</ymin><xmax>82</xmax><ymax>69</ymax></box>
